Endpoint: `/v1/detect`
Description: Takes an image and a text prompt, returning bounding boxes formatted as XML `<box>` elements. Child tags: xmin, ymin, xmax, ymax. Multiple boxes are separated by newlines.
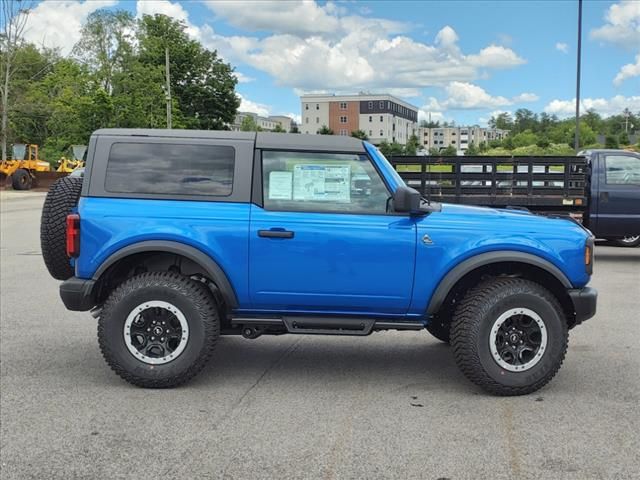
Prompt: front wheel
<box><xmin>450</xmin><ymin>278</ymin><xmax>568</xmax><ymax>396</ymax></box>
<box><xmin>98</xmin><ymin>272</ymin><xmax>220</xmax><ymax>388</ymax></box>
<box><xmin>11</xmin><ymin>169</ymin><xmax>32</xmax><ymax>190</ymax></box>
<box><xmin>612</xmin><ymin>235</ymin><xmax>640</xmax><ymax>248</ymax></box>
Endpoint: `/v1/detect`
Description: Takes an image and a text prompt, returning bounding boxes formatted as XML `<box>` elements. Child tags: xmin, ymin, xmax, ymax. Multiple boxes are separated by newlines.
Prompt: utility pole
<box><xmin>165</xmin><ymin>46</ymin><xmax>172</xmax><ymax>129</ymax></box>
<box><xmin>574</xmin><ymin>0</ymin><xmax>583</xmax><ymax>151</ymax></box>
<box><xmin>623</xmin><ymin>108</ymin><xmax>630</xmax><ymax>133</ymax></box>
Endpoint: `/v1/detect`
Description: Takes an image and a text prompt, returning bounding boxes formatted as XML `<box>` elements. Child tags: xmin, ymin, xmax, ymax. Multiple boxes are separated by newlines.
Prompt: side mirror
<box><xmin>393</xmin><ymin>185</ymin><xmax>421</xmax><ymax>213</ymax></box>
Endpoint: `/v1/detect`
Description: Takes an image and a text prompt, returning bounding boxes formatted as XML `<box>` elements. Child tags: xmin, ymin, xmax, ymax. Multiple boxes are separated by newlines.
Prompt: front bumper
<box><xmin>568</xmin><ymin>287</ymin><xmax>597</xmax><ymax>326</ymax></box>
<box><xmin>60</xmin><ymin>277</ymin><xmax>96</xmax><ymax>311</ymax></box>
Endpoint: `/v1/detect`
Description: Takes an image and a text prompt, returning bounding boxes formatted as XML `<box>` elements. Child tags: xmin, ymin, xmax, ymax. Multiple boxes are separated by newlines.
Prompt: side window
<box><xmin>605</xmin><ymin>155</ymin><xmax>640</xmax><ymax>185</ymax></box>
<box><xmin>105</xmin><ymin>143</ymin><xmax>234</xmax><ymax>196</ymax></box>
<box><xmin>262</xmin><ymin>151</ymin><xmax>391</xmax><ymax>214</ymax></box>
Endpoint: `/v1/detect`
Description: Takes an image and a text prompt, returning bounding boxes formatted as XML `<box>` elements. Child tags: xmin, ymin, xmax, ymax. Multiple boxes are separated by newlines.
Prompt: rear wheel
<box><xmin>11</xmin><ymin>169</ymin><xmax>32</xmax><ymax>190</ymax></box>
<box><xmin>40</xmin><ymin>176</ymin><xmax>83</xmax><ymax>280</ymax></box>
<box><xmin>450</xmin><ymin>278</ymin><xmax>568</xmax><ymax>396</ymax></box>
<box><xmin>98</xmin><ymin>272</ymin><xmax>220</xmax><ymax>388</ymax></box>
<box><xmin>612</xmin><ymin>235</ymin><xmax>640</xmax><ymax>248</ymax></box>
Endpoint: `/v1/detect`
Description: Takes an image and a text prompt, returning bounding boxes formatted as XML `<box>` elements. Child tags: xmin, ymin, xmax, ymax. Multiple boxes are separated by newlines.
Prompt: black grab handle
<box><xmin>258</xmin><ymin>229</ymin><xmax>294</xmax><ymax>239</ymax></box>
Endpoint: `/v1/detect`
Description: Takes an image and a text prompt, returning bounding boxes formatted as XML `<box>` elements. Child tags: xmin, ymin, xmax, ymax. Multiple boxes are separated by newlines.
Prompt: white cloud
<box><xmin>467</xmin><ymin>44</ymin><xmax>526</xmax><ymax>68</ymax></box>
<box><xmin>284</xmin><ymin>112</ymin><xmax>302</xmax><ymax>124</ymax></box>
<box><xmin>590</xmin><ymin>0</ymin><xmax>640</xmax><ymax>48</ymax></box>
<box><xmin>513</xmin><ymin>92</ymin><xmax>540</xmax><ymax>102</ymax></box>
<box><xmin>238</xmin><ymin>94</ymin><xmax>270</xmax><ymax>117</ymax></box>
<box><xmin>437</xmin><ymin>83</ymin><xmax>537</xmax><ymax>110</ymax></box>
<box><xmin>544</xmin><ymin>95</ymin><xmax>640</xmax><ymax>117</ymax></box>
<box><xmin>614</xmin><ymin>54</ymin><xmax>640</xmax><ymax>85</ymax></box>
<box><xmin>233</xmin><ymin>71</ymin><xmax>255</xmax><ymax>84</ymax></box>
<box><xmin>22</xmin><ymin>0</ymin><xmax>117</xmax><ymax>54</ymax></box>
<box><xmin>555</xmin><ymin>42</ymin><xmax>569</xmax><ymax>54</ymax></box>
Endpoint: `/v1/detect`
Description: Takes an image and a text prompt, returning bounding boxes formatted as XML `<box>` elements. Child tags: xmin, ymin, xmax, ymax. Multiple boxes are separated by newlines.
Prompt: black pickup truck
<box><xmin>392</xmin><ymin>149</ymin><xmax>640</xmax><ymax>247</ymax></box>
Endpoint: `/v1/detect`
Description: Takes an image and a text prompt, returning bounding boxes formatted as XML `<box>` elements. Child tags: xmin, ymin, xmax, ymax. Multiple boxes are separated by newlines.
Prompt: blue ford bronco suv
<box><xmin>40</xmin><ymin>129</ymin><xmax>597</xmax><ymax>395</ymax></box>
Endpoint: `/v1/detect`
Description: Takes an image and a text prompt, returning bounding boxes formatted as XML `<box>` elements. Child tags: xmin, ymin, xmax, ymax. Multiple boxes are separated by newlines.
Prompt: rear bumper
<box><xmin>568</xmin><ymin>287</ymin><xmax>597</xmax><ymax>326</ymax></box>
<box><xmin>60</xmin><ymin>277</ymin><xmax>96</xmax><ymax>311</ymax></box>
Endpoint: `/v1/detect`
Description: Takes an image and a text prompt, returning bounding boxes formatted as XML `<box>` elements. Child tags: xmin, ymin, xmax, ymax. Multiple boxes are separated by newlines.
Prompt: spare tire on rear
<box><xmin>40</xmin><ymin>176</ymin><xmax>83</xmax><ymax>280</ymax></box>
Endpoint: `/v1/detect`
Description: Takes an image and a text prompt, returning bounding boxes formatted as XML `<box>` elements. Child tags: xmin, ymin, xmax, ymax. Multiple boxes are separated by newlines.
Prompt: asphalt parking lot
<box><xmin>1</xmin><ymin>191</ymin><xmax>639</xmax><ymax>479</ymax></box>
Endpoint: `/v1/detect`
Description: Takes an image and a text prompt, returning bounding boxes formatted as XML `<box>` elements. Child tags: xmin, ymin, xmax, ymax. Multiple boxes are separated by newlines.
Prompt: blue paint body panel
<box><xmin>75</xmin><ymin>140</ymin><xmax>592</xmax><ymax>321</ymax></box>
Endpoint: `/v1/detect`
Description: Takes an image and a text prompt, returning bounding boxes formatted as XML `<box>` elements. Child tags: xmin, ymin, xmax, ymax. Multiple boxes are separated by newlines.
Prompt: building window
<box><xmin>452</xmin><ymin>140</ymin><xmax>456</xmax><ymax>144</ymax></box>
<box><xmin>369</xmin><ymin>115</ymin><xmax>372</xmax><ymax>122</ymax></box>
<box><xmin>369</xmin><ymin>130</ymin><xmax>372</xmax><ymax>136</ymax></box>
<box><xmin>339</xmin><ymin>102</ymin><xmax>347</xmax><ymax>109</ymax></box>
<box><xmin>339</xmin><ymin>129</ymin><xmax>348</xmax><ymax>136</ymax></box>
<box><xmin>305</xmin><ymin>117</ymin><xmax>309</xmax><ymax>124</ymax></box>
<box><xmin>380</xmin><ymin>130</ymin><xmax>384</xmax><ymax>136</ymax></box>
<box><xmin>380</xmin><ymin>115</ymin><xmax>383</xmax><ymax>122</ymax></box>
<box><xmin>340</xmin><ymin>116</ymin><xmax>347</xmax><ymax>123</ymax></box>
<box><xmin>368</xmin><ymin>101</ymin><xmax>373</xmax><ymax>109</ymax></box>
<box><xmin>387</xmin><ymin>101</ymin><xmax>391</xmax><ymax>109</ymax></box>
<box><xmin>316</xmin><ymin>117</ymin><xmax>319</xmax><ymax>124</ymax></box>
<box><xmin>379</xmin><ymin>101</ymin><xmax>384</xmax><ymax>109</ymax></box>
<box><xmin>305</xmin><ymin>104</ymin><xmax>309</xmax><ymax>110</ymax></box>
<box><xmin>452</xmin><ymin>132</ymin><xmax>456</xmax><ymax>135</ymax></box>
<box><xmin>316</xmin><ymin>104</ymin><xmax>319</xmax><ymax>110</ymax></box>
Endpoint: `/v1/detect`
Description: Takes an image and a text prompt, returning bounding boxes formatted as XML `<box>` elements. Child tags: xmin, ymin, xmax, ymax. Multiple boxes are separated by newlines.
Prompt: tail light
<box><xmin>66</xmin><ymin>213</ymin><xmax>80</xmax><ymax>257</ymax></box>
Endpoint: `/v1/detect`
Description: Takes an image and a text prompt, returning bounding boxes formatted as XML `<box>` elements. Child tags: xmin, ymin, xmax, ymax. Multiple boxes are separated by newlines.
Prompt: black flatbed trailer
<box><xmin>391</xmin><ymin>155</ymin><xmax>589</xmax><ymax>215</ymax></box>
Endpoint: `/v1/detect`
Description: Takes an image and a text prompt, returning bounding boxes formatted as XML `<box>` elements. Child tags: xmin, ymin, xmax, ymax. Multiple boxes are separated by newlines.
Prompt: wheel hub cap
<box><xmin>123</xmin><ymin>301</ymin><xmax>189</xmax><ymax>365</ymax></box>
<box><xmin>489</xmin><ymin>308</ymin><xmax>548</xmax><ymax>372</ymax></box>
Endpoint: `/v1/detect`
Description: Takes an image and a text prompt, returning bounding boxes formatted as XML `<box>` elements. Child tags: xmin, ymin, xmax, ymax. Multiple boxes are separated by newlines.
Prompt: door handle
<box><xmin>258</xmin><ymin>229</ymin><xmax>294</xmax><ymax>239</ymax></box>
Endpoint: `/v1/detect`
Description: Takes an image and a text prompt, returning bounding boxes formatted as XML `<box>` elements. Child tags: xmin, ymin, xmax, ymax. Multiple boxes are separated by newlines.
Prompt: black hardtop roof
<box><xmin>92</xmin><ymin>129</ymin><xmax>366</xmax><ymax>153</ymax></box>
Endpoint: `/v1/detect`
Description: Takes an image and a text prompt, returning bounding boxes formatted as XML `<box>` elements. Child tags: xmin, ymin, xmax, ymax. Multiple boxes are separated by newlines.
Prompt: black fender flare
<box><xmin>426</xmin><ymin>251</ymin><xmax>572</xmax><ymax>315</ymax></box>
<box><xmin>93</xmin><ymin>240</ymin><xmax>238</xmax><ymax>308</ymax></box>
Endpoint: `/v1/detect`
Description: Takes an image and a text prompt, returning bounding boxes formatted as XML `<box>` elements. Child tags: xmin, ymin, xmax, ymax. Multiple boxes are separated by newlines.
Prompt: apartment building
<box><xmin>420</xmin><ymin>126</ymin><xmax>510</xmax><ymax>153</ymax></box>
<box><xmin>300</xmin><ymin>93</ymin><xmax>419</xmax><ymax>145</ymax></box>
<box><xmin>231</xmin><ymin>112</ymin><xmax>297</xmax><ymax>132</ymax></box>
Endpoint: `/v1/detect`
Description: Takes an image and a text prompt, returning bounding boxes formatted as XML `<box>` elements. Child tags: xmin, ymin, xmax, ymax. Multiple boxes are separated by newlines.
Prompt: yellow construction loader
<box><xmin>56</xmin><ymin>145</ymin><xmax>86</xmax><ymax>173</ymax></box>
<box><xmin>0</xmin><ymin>144</ymin><xmax>52</xmax><ymax>190</ymax></box>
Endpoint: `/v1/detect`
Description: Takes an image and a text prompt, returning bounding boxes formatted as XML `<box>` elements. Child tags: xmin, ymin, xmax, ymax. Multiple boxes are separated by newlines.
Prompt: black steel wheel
<box><xmin>98</xmin><ymin>272</ymin><xmax>220</xmax><ymax>388</ymax></box>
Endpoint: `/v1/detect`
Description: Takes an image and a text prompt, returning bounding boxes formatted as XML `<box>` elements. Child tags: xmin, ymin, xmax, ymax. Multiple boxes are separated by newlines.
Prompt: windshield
<box><xmin>363</xmin><ymin>142</ymin><xmax>406</xmax><ymax>191</ymax></box>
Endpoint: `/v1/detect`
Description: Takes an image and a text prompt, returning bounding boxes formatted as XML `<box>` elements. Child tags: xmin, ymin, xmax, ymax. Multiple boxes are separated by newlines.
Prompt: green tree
<box><xmin>465</xmin><ymin>142</ymin><xmax>479</xmax><ymax>155</ymax></box>
<box><xmin>489</xmin><ymin>112</ymin><xmax>514</xmax><ymax>131</ymax></box>
<box><xmin>240</xmin><ymin>115</ymin><xmax>260</xmax><ymax>132</ymax></box>
<box><xmin>72</xmin><ymin>10</ymin><xmax>135</xmax><ymax>93</ymax></box>
<box><xmin>404</xmin><ymin>134</ymin><xmax>420</xmax><ymax>155</ymax></box>
<box><xmin>511</xmin><ymin>130</ymin><xmax>538</xmax><ymax>148</ymax></box>
<box><xmin>441</xmin><ymin>145</ymin><xmax>457</xmax><ymax>156</ymax></box>
<box><xmin>351</xmin><ymin>129</ymin><xmax>368</xmax><ymax>140</ymax></box>
<box><xmin>502</xmin><ymin>136</ymin><xmax>515</xmax><ymax>150</ymax></box>
<box><xmin>272</xmin><ymin>124</ymin><xmax>286</xmax><ymax>133</ymax></box>
<box><xmin>317</xmin><ymin>125</ymin><xmax>333</xmax><ymax>135</ymax></box>
<box><xmin>138</xmin><ymin>14</ymin><xmax>240</xmax><ymax>130</ymax></box>
<box><xmin>419</xmin><ymin>119</ymin><xmax>440</xmax><ymax>128</ymax></box>
<box><xmin>605</xmin><ymin>135</ymin><xmax>619</xmax><ymax>149</ymax></box>
<box><xmin>514</xmin><ymin>109</ymin><xmax>538</xmax><ymax>133</ymax></box>
<box><xmin>619</xmin><ymin>131</ymin><xmax>630</xmax><ymax>145</ymax></box>
<box><xmin>290</xmin><ymin>125</ymin><xmax>300</xmax><ymax>133</ymax></box>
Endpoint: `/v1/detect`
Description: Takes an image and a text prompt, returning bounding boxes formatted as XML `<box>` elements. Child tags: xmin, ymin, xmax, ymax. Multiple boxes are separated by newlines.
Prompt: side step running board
<box><xmin>230</xmin><ymin>316</ymin><xmax>425</xmax><ymax>337</ymax></box>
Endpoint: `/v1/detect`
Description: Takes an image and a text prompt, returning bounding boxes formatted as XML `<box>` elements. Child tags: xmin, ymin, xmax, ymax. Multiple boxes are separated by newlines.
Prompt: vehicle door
<box><xmin>594</xmin><ymin>152</ymin><xmax>640</xmax><ymax>237</ymax></box>
<box><xmin>248</xmin><ymin>150</ymin><xmax>416</xmax><ymax>315</ymax></box>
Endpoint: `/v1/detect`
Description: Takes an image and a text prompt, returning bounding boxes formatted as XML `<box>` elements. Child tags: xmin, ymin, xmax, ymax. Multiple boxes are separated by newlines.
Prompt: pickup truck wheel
<box><xmin>450</xmin><ymin>278</ymin><xmax>568</xmax><ymax>396</ymax></box>
<box><xmin>426</xmin><ymin>318</ymin><xmax>450</xmax><ymax>343</ymax></box>
<box><xmin>98</xmin><ymin>272</ymin><xmax>220</xmax><ymax>388</ymax></box>
<box><xmin>612</xmin><ymin>235</ymin><xmax>640</xmax><ymax>248</ymax></box>
<box><xmin>40</xmin><ymin>176</ymin><xmax>83</xmax><ymax>280</ymax></box>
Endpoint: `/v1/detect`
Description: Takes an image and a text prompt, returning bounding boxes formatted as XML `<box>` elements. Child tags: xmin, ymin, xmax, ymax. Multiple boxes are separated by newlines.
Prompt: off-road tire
<box><xmin>426</xmin><ymin>318</ymin><xmax>450</xmax><ymax>343</ymax></box>
<box><xmin>98</xmin><ymin>272</ymin><xmax>220</xmax><ymax>388</ymax></box>
<box><xmin>450</xmin><ymin>278</ymin><xmax>568</xmax><ymax>396</ymax></box>
<box><xmin>612</xmin><ymin>236</ymin><xmax>640</xmax><ymax>248</ymax></box>
<box><xmin>12</xmin><ymin>169</ymin><xmax>32</xmax><ymax>190</ymax></box>
<box><xmin>40</xmin><ymin>176</ymin><xmax>83</xmax><ymax>280</ymax></box>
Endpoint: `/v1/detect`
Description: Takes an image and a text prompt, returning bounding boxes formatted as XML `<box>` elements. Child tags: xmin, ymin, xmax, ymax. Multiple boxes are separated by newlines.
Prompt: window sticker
<box><xmin>293</xmin><ymin>164</ymin><xmax>351</xmax><ymax>202</ymax></box>
<box><xmin>268</xmin><ymin>171</ymin><xmax>293</xmax><ymax>200</ymax></box>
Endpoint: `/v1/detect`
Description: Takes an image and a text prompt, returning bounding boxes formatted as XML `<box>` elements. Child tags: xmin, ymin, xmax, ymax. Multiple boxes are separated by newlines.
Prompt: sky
<box><xmin>16</xmin><ymin>0</ymin><xmax>640</xmax><ymax>127</ymax></box>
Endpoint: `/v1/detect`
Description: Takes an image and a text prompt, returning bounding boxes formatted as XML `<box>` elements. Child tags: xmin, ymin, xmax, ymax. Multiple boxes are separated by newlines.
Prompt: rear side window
<box><xmin>105</xmin><ymin>143</ymin><xmax>234</xmax><ymax>196</ymax></box>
